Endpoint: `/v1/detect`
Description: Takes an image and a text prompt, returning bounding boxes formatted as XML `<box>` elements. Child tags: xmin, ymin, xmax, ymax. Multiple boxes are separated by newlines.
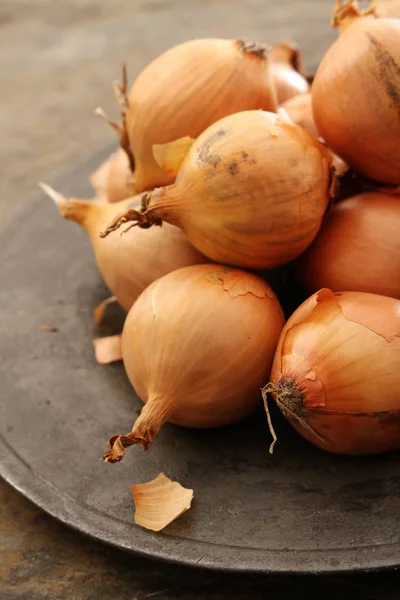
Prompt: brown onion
<box><xmin>123</xmin><ymin>38</ymin><xmax>278</xmax><ymax>192</ymax></box>
<box><xmin>312</xmin><ymin>1</ymin><xmax>400</xmax><ymax>184</ymax></box>
<box><xmin>102</xmin><ymin>264</ymin><xmax>285</xmax><ymax>462</ymax></box>
<box><xmin>297</xmin><ymin>192</ymin><xmax>400</xmax><ymax>298</ymax></box>
<box><xmin>264</xmin><ymin>288</ymin><xmax>400</xmax><ymax>455</ymax></box>
<box><xmin>101</xmin><ymin>110</ymin><xmax>333</xmax><ymax>270</ymax></box>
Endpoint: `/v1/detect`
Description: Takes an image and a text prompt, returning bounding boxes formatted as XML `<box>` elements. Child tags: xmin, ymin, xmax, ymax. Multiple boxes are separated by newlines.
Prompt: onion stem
<box><xmin>95</xmin><ymin>65</ymin><xmax>135</xmax><ymax>174</ymax></box>
<box><xmin>100</xmin><ymin>192</ymin><xmax>160</xmax><ymax>237</ymax></box>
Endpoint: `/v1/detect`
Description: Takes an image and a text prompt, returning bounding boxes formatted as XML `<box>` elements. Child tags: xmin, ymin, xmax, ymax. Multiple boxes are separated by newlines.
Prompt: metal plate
<box><xmin>1</xmin><ymin>148</ymin><xmax>400</xmax><ymax>574</ymax></box>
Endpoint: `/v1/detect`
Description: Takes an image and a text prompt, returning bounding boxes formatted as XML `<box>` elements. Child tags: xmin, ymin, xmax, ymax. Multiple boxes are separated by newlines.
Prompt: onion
<box><xmin>263</xmin><ymin>289</ymin><xmax>400</xmax><ymax>455</ymax></box>
<box><xmin>123</xmin><ymin>38</ymin><xmax>278</xmax><ymax>192</ymax></box>
<box><xmin>101</xmin><ymin>110</ymin><xmax>333</xmax><ymax>270</ymax></box>
<box><xmin>297</xmin><ymin>192</ymin><xmax>400</xmax><ymax>298</ymax></box>
<box><xmin>90</xmin><ymin>148</ymin><xmax>135</xmax><ymax>203</ymax></box>
<box><xmin>270</xmin><ymin>42</ymin><xmax>310</xmax><ymax>104</ymax></box>
<box><xmin>281</xmin><ymin>93</ymin><xmax>319</xmax><ymax>138</ymax></box>
<box><xmin>312</xmin><ymin>1</ymin><xmax>400</xmax><ymax>184</ymax></box>
<box><xmin>102</xmin><ymin>264</ymin><xmax>285</xmax><ymax>462</ymax></box>
<box><xmin>39</xmin><ymin>184</ymin><xmax>206</xmax><ymax>311</ymax></box>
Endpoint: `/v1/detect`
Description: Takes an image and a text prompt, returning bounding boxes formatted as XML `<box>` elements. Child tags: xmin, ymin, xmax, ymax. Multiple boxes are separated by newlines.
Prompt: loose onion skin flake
<box><xmin>263</xmin><ymin>289</ymin><xmax>400</xmax><ymax>456</ymax></box>
<box><xmin>93</xmin><ymin>335</ymin><xmax>123</xmax><ymax>365</ymax></box>
<box><xmin>297</xmin><ymin>192</ymin><xmax>400</xmax><ymax>298</ymax></box>
<box><xmin>312</xmin><ymin>1</ymin><xmax>400</xmax><ymax>184</ymax></box>
<box><xmin>102</xmin><ymin>264</ymin><xmax>285</xmax><ymax>463</ymax></box>
<box><xmin>40</xmin><ymin>184</ymin><xmax>206</xmax><ymax>312</ymax></box>
<box><xmin>123</xmin><ymin>38</ymin><xmax>278</xmax><ymax>192</ymax></box>
<box><xmin>101</xmin><ymin>110</ymin><xmax>333</xmax><ymax>270</ymax></box>
<box><xmin>131</xmin><ymin>473</ymin><xmax>193</xmax><ymax>532</ymax></box>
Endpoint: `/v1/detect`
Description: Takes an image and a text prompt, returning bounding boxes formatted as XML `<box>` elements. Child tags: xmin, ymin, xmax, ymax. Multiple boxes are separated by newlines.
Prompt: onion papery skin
<box><xmin>268</xmin><ymin>289</ymin><xmax>400</xmax><ymax>455</ymax></box>
<box><xmin>125</xmin><ymin>38</ymin><xmax>278</xmax><ymax>192</ymax></box>
<box><xmin>297</xmin><ymin>192</ymin><xmax>400</xmax><ymax>299</ymax></box>
<box><xmin>312</xmin><ymin>17</ymin><xmax>400</xmax><ymax>184</ymax></box>
<box><xmin>102</xmin><ymin>264</ymin><xmax>285</xmax><ymax>462</ymax></box>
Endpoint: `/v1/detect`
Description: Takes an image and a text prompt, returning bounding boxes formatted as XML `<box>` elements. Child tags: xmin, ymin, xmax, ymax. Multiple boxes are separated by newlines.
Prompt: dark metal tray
<box><xmin>1</xmin><ymin>149</ymin><xmax>399</xmax><ymax>574</ymax></box>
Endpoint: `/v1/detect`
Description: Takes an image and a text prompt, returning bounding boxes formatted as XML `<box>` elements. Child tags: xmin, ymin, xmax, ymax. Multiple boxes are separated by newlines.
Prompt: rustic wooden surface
<box><xmin>1</xmin><ymin>1</ymin><xmax>400</xmax><ymax>598</ymax></box>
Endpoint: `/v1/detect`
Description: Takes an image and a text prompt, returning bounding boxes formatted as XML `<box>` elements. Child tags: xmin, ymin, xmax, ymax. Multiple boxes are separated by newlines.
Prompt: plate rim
<box><xmin>1</xmin><ymin>433</ymin><xmax>400</xmax><ymax>575</ymax></box>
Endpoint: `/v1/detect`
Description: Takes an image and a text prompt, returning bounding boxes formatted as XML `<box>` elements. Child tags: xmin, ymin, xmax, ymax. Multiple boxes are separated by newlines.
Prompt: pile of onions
<box><xmin>101</xmin><ymin>110</ymin><xmax>333</xmax><ymax>270</ymax></box>
<box><xmin>38</xmin><ymin>13</ymin><xmax>400</xmax><ymax>506</ymax></box>
<box><xmin>90</xmin><ymin>148</ymin><xmax>135</xmax><ymax>203</ymax></box>
<box><xmin>123</xmin><ymin>38</ymin><xmax>278</xmax><ymax>192</ymax></box>
<box><xmin>40</xmin><ymin>184</ymin><xmax>206</xmax><ymax>311</ymax></box>
<box><xmin>102</xmin><ymin>263</ymin><xmax>285</xmax><ymax>462</ymax></box>
<box><xmin>270</xmin><ymin>42</ymin><xmax>310</xmax><ymax>104</ymax></box>
<box><xmin>263</xmin><ymin>288</ymin><xmax>400</xmax><ymax>455</ymax></box>
<box><xmin>312</xmin><ymin>0</ymin><xmax>400</xmax><ymax>184</ymax></box>
<box><xmin>297</xmin><ymin>192</ymin><xmax>400</xmax><ymax>298</ymax></box>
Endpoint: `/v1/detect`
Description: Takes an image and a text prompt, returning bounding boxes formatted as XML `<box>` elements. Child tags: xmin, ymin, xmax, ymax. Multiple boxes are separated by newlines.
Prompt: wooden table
<box><xmin>1</xmin><ymin>1</ymin><xmax>400</xmax><ymax>598</ymax></box>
